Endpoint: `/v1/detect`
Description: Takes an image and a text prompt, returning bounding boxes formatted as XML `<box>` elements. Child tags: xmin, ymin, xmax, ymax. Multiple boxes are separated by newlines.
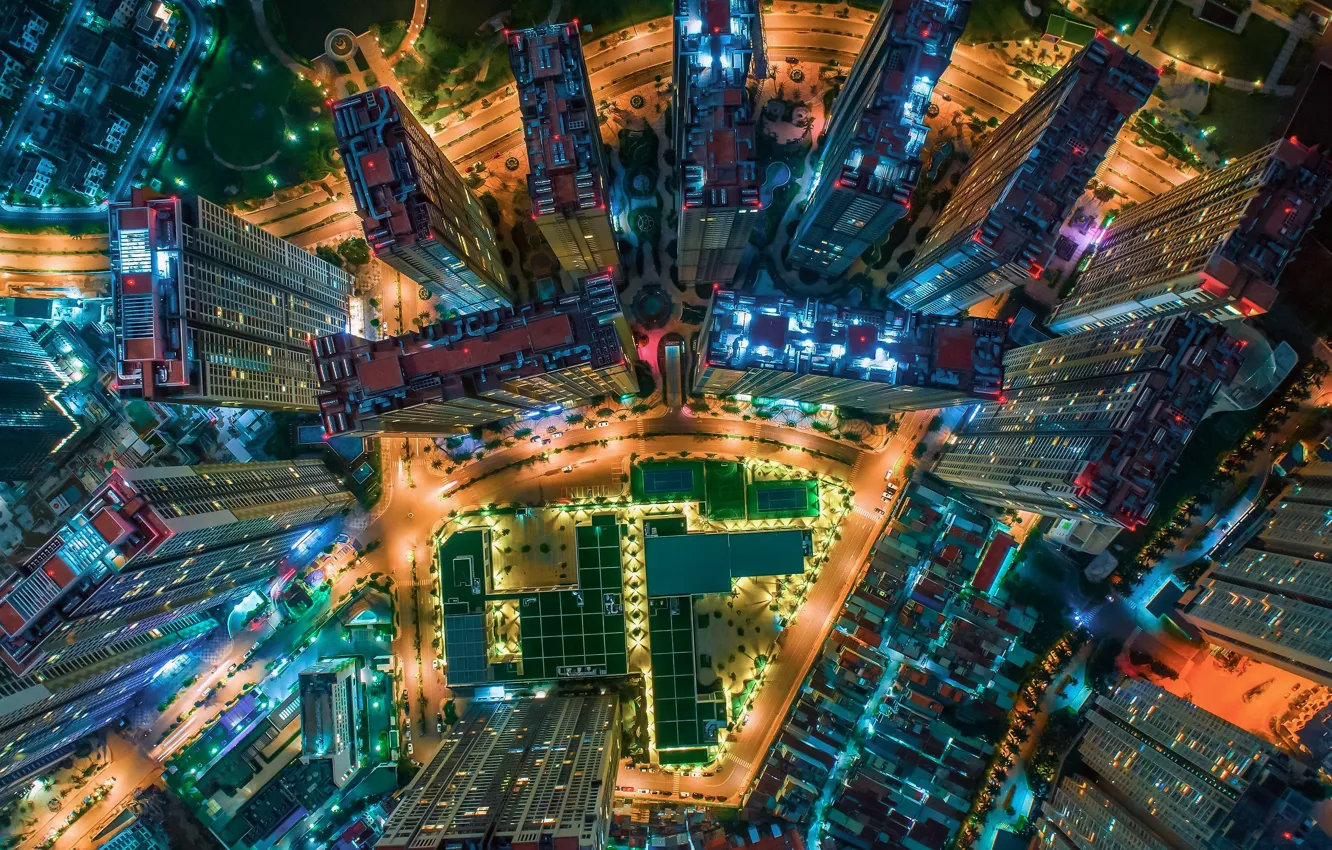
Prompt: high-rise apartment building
<box><xmin>693</xmin><ymin>289</ymin><xmax>1006</xmax><ymax>411</ymax></box>
<box><xmin>889</xmin><ymin>36</ymin><xmax>1157</xmax><ymax>313</ymax></box>
<box><xmin>932</xmin><ymin>315</ymin><xmax>1241</xmax><ymax>527</ymax></box>
<box><xmin>1179</xmin><ymin>549</ymin><xmax>1332</xmax><ymax>687</ymax></box>
<box><xmin>334</xmin><ymin>87</ymin><xmax>512</xmax><ymax>312</ymax></box>
<box><xmin>299</xmin><ymin>658</ymin><xmax>361</xmax><ymax>787</ymax></box>
<box><xmin>0</xmin><ymin>321</ymin><xmax>81</xmax><ymax>481</ymax></box>
<box><xmin>376</xmin><ymin>692</ymin><xmax>619</xmax><ymax>850</ymax></box>
<box><xmin>508</xmin><ymin>23</ymin><xmax>620</xmax><ymax>279</ymax></box>
<box><xmin>0</xmin><ymin>610</ymin><xmax>217</xmax><ymax>807</ymax></box>
<box><xmin>1250</xmin><ymin>461</ymin><xmax>1332</xmax><ymax>559</ymax></box>
<box><xmin>0</xmin><ymin>459</ymin><xmax>351</xmax><ymax>680</ymax></box>
<box><xmin>1049</xmin><ymin>138</ymin><xmax>1332</xmax><ymax>333</ymax></box>
<box><xmin>1040</xmin><ymin>678</ymin><xmax>1329</xmax><ymax>850</ymax></box>
<box><xmin>788</xmin><ymin>0</ymin><xmax>969</xmax><ymax>276</ymax></box>
<box><xmin>673</xmin><ymin>0</ymin><xmax>763</xmax><ymax>287</ymax></box>
<box><xmin>110</xmin><ymin>192</ymin><xmax>352</xmax><ymax>412</ymax></box>
<box><xmin>313</xmin><ymin>273</ymin><xmax>638</xmax><ymax>436</ymax></box>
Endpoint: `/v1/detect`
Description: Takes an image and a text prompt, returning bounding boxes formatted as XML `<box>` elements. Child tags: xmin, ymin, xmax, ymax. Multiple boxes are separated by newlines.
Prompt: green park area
<box><xmin>961</xmin><ymin>0</ymin><xmax>1042</xmax><ymax>44</ymax></box>
<box><xmin>1082</xmin><ymin>0</ymin><xmax>1153</xmax><ymax>30</ymax></box>
<box><xmin>1155</xmin><ymin>5</ymin><xmax>1288</xmax><ymax>81</ymax></box>
<box><xmin>1198</xmin><ymin>86</ymin><xmax>1289</xmax><ymax>160</ymax></box>
<box><xmin>268</xmin><ymin>0</ymin><xmax>412</xmax><ymax>59</ymax></box>
<box><xmin>150</xmin><ymin>6</ymin><xmax>338</xmax><ymax>203</ymax></box>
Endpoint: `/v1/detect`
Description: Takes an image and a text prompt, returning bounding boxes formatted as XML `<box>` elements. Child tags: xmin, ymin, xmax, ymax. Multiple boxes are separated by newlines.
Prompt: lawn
<box><xmin>150</xmin><ymin>6</ymin><xmax>338</xmax><ymax>203</ymax></box>
<box><xmin>1155</xmin><ymin>5</ymin><xmax>1288</xmax><ymax>81</ymax></box>
<box><xmin>1084</xmin><ymin>0</ymin><xmax>1154</xmax><ymax>30</ymax></box>
<box><xmin>271</xmin><ymin>0</ymin><xmax>412</xmax><ymax>59</ymax></box>
<box><xmin>1198</xmin><ymin>85</ymin><xmax>1288</xmax><ymax>160</ymax></box>
<box><xmin>962</xmin><ymin>0</ymin><xmax>1043</xmax><ymax>44</ymax></box>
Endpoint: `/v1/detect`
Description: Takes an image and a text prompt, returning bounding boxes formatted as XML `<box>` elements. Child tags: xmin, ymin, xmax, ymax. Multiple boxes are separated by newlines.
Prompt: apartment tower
<box><xmin>109</xmin><ymin>192</ymin><xmax>352</xmax><ymax>411</ymax></box>
<box><xmin>376</xmin><ymin>692</ymin><xmax>619</xmax><ymax>850</ymax></box>
<box><xmin>314</xmin><ymin>273</ymin><xmax>638</xmax><ymax>436</ymax></box>
<box><xmin>888</xmin><ymin>35</ymin><xmax>1157</xmax><ymax>313</ymax></box>
<box><xmin>693</xmin><ymin>289</ymin><xmax>1006</xmax><ymax>412</ymax></box>
<box><xmin>932</xmin><ymin>315</ymin><xmax>1241</xmax><ymax>528</ymax></box>
<box><xmin>788</xmin><ymin>0</ymin><xmax>970</xmax><ymax>276</ymax></box>
<box><xmin>1039</xmin><ymin>679</ymin><xmax>1327</xmax><ymax>849</ymax></box>
<box><xmin>508</xmin><ymin>23</ymin><xmax>621</xmax><ymax>279</ymax></box>
<box><xmin>0</xmin><ymin>322</ymin><xmax>81</xmax><ymax>481</ymax></box>
<box><xmin>333</xmin><ymin>87</ymin><xmax>512</xmax><ymax>311</ymax></box>
<box><xmin>673</xmin><ymin>0</ymin><xmax>763</xmax><ymax>287</ymax></box>
<box><xmin>1050</xmin><ymin>138</ymin><xmax>1332</xmax><ymax>333</ymax></box>
<box><xmin>0</xmin><ymin>460</ymin><xmax>350</xmax><ymax>802</ymax></box>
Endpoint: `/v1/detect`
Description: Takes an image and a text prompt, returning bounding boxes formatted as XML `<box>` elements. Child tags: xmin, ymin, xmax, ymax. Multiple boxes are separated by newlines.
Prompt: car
<box><xmin>562</xmin><ymin>465</ymin><xmax>574</xmax><ymax>473</ymax></box>
<box><xmin>646</xmin><ymin>767</ymin><xmax>658</xmax><ymax>774</ymax></box>
<box><xmin>405</xmin><ymin>729</ymin><xmax>412</xmax><ymax>742</ymax></box>
<box><xmin>829</xmin><ymin>59</ymin><xmax>840</xmax><ymax>66</ymax></box>
<box><xmin>655</xmin><ymin>790</ymin><xmax>671</xmax><ymax>797</ymax></box>
<box><xmin>679</xmin><ymin>792</ymin><xmax>692</xmax><ymax>799</ymax></box>
<box><xmin>598</xmin><ymin>421</ymin><xmax>609</xmax><ymax>428</ymax></box>
<box><xmin>941</xmin><ymin>92</ymin><xmax>952</xmax><ymax>101</ymax></box>
<box><xmin>541</xmin><ymin>438</ymin><xmax>551</xmax><ymax>446</ymax></box>
<box><xmin>401</xmin><ymin>689</ymin><xmax>409</xmax><ymax>702</ymax></box>
<box><xmin>786</xmin><ymin>55</ymin><xmax>799</xmax><ymax>63</ymax></box>
<box><xmin>586</xmin><ymin>423</ymin><xmax>596</xmax><ymax>429</ymax></box>
<box><xmin>547</xmin><ymin>426</ymin><xmax>559</xmax><ymax>434</ymax></box>
<box><xmin>638</xmin><ymin>788</ymin><xmax>650</xmax><ymax>794</ymax></box>
<box><xmin>492</xmin><ymin>151</ymin><xmax>502</xmax><ymax>159</ymax></box>
<box><xmin>552</xmin><ymin>431</ymin><xmax>564</xmax><ymax>438</ymax></box>
<box><xmin>702</xmin><ymin>771</ymin><xmax>714</xmax><ymax>777</ymax></box>
<box><xmin>874</xmin><ymin>507</ymin><xmax>886</xmax><ymax>517</ymax></box>
<box><xmin>407</xmin><ymin>742</ymin><xmax>414</xmax><ymax>756</ymax></box>
<box><xmin>436</xmin><ymin>714</ymin><xmax>444</xmax><ymax>733</ymax></box>
<box><xmin>531</xmin><ymin>435</ymin><xmax>543</xmax><ymax>444</ymax></box>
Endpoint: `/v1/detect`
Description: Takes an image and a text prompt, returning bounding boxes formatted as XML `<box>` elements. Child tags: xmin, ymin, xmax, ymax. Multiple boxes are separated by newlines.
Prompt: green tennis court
<box><xmin>748</xmin><ymin>479</ymin><xmax>821</xmax><ymax>519</ymax></box>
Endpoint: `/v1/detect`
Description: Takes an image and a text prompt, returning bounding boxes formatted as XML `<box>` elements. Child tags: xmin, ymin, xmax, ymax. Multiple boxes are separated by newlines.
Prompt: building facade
<box><xmin>1252</xmin><ymin>461</ymin><xmax>1332</xmax><ymax>559</ymax></box>
<box><xmin>376</xmin><ymin>692</ymin><xmax>619</xmax><ymax>850</ymax></box>
<box><xmin>1040</xmin><ymin>679</ymin><xmax>1329</xmax><ymax>850</ymax></box>
<box><xmin>1049</xmin><ymin>138</ymin><xmax>1332</xmax><ymax>333</ymax></box>
<box><xmin>333</xmin><ymin>87</ymin><xmax>512</xmax><ymax>312</ymax></box>
<box><xmin>1179</xmin><ymin>548</ymin><xmax>1332</xmax><ymax>687</ymax></box>
<box><xmin>299</xmin><ymin>658</ymin><xmax>361</xmax><ymax>787</ymax></box>
<box><xmin>508</xmin><ymin>23</ymin><xmax>620</xmax><ymax>279</ymax></box>
<box><xmin>110</xmin><ymin>192</ymin><xmax>352</xmax><ymax>411</ymax></box>
<box><xmin>788</xmin><ymin>0</ymin><xmax>969</xmax><ymax>276</ymax></box>
<box><xmin>673</xmin><ymin>0</ymin><xmax>763</xmax><ymax>287</ymax></box>
<box><xmin>693</xmin><ymin>289</ymin><xmax>1006</xmax><ymax>411</ymax></box>
<box><xmin>888</xmin><ymin>36</ymin><xmax>1157</xmax><ymax>313</ymax></box>
<box><xmin>314</xmin><ymin>274</ymin><xmax>638</xmax><ymax>436</ymax></box>
<box><xmin>0</xmin><ymin>459</ymin><xmax>351</xmax><ymax>680</ymax></box>
<box><xmin>932</xmin><ymin>315</ymin><xmax>1241</xmax><ymax>527</ymax></box>
<box><xmin>0</xmin><ymin>321</ymin><xmax>81</xmax><ymax>481</ymax></box>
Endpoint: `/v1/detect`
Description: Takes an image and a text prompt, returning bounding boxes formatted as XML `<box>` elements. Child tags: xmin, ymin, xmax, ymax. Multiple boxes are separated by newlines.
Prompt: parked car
<box><xmin>436</xmin><ymin>714</ymin><xmax>444</xmax><ymax>733</ymax></box>
<box><xmin>561</xmin><ymin>465</ymin><xmax>574</xmax><ymax>473</ymax></box>
<box><xmin>874</xmin><ymin>507</ymin><xmax>886</xmax><ymax>517</ymax></box>
<box><xmin>531</xmin><ymin>435</ymin><xmax>543</xmax><ymax>444</ymax></box>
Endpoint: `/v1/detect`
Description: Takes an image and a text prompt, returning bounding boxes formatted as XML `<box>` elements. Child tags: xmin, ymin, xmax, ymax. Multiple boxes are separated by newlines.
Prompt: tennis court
<box><xmin>631</xmin><ymin>461</ymin><xmax>707</xmax><ymax>503</ymax></box>
<box><xmin>748</xmin><ymin>479</ymin><xmax>821</xmax><ymax>519</ymax></box>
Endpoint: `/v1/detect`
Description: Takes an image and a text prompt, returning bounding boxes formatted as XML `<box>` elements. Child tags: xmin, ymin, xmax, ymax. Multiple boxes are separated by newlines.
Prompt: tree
<box><xmin>339</xmin><ymin>237</ymin><xmax>372</xmax><ymax>266</ymax></box>
<box><xmin>315</xmin><ymin>245</ymin><xmax>343</xmax><ymax>268</ymax></box>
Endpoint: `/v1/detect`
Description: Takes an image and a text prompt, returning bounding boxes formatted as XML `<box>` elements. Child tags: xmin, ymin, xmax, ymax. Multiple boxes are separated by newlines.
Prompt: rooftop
<box><xmin>507</xmin><ymin>23</ymin><xmax>608</xmax><ymax>218</ymax></box>
<box><xmin>644</xmin><ymin>529</ymin><xmax>806</xmax><ymax>596</ymax></box>
<box><xmin>701</xmin><ymin>290</ymin><xmax>1006</xmax><ymax>399</ymax></box>
<box><xmin>676</xmin><ymin>0</ymin><xmax>761</xmax><ymax>209</ymax></box>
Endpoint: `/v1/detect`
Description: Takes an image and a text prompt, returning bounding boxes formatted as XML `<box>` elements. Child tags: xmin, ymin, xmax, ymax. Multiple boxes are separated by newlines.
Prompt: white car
<box><xmin>561</xmin><ymin>465</ymin><xmax>574</xmax><ymax>473</ymax></box>
<box><xmin>598</xmin><ymin>421</ymin><xmax>609</xmax><ymax>428</ymax></box>
<box><xmin>553</xmin><ymin>431</ymin><xmax>564</xmax><ymax>438</ymax></box>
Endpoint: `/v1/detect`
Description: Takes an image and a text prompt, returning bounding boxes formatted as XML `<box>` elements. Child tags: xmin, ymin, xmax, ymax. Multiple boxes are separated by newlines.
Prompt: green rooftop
<box><xmin>648</xmin><ymin>595</ymin><xmax>726</xmax><ymax>751</ymax></box>
<box><xmin>1046</xmin><ymin>14</ymin><xmax>1096</xmax><ymax>45</ymax></box>
<box><xmin>644</xmin><ymin>529</ymin><xmax>806</xmax><ymax>597</ymax></box>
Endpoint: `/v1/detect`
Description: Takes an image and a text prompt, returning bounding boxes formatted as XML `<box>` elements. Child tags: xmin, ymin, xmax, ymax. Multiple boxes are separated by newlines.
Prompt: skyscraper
<box><xmin>508</xmin><ymin>23</ymin><xmax>621</xmax><ymax>279</ymax></box>
<box><xmin>932</xmin><ymin>315</ymin><xmax>1241</xmax><ymax>528</ymax></box>
<box><xmin>1040</xmin><ymin>678</ymin><xmax>1329</xmax><ymax>850</ymax></box>
<box><xmin>376</xmin><ymin>692</ymin><xmax>619</xmax><ymax>850</ymax></box>
<box><xmin>299</xmin><ymin>658</ymin><xmax>361</xmax><ymax>787</ymax></box>
<box><xmin>673</xmin><ymin>0</ymin><xmax>763</xmax><ymax>287</ymax></box>
<box><xmin>889</xmin><ymin>36</ymin><xmax>1157</xmax><ymax>313</ymax></box>
<box><xmin>1049</xmin><ymin>138</ymin><xmax>1332</xmax><ymax>333</ymax></box>
<box><xmin>0</xmin><ymin>321</ymin><xmax>81</xmax><ymax>481</ymax></box>
<box><xmin>1179</xmin><ymin>549</ymin><xmax>1332</xmax><ymax>687</ymax></box>
<box><xmin>313</xmin><ymin>273</ymin><xmax>639</xmax><ymax>436</ymax></box>
<box><xmin>0</xmin><ymin>459</ymin><xmax>349</xmax><ymax>803</ymax></box>
<box><xmin>788</xmin><ymin>0</ymin><xmax>969</xmax><ymax>276</ymax></box>
<box><xmin>333</xmin><ymin>87</ymin><xmax>512</xmax><ymax>312</ymax></box>
<box><xmin>1247</xmin><ymin>461</ymin><xmax>1332</xmax><ymax>559</ymax></box>
<box><xmin>110</xmin><ymin>192</ymin><xmax>352</xmax><ymax>411</ymax></box>
<box><xmin>0</xmin><ymin>459</ymin><xmax>351</xmax><ymax>680</ymax></box>
<box><xmin>693</xmin><ymin>289</ymin><xmax>1006</xmax><ymax>411</ymax></box>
